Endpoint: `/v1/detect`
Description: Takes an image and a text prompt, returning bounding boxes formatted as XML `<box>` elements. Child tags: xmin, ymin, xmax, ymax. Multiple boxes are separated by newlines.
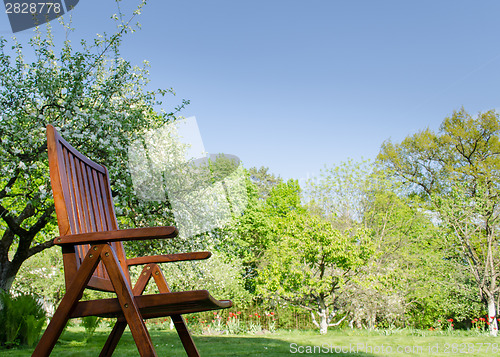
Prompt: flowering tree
<box><xmin>0</xmin><ymin>2</ymin><xmax>184</xmax><ymax>292</ymax></box>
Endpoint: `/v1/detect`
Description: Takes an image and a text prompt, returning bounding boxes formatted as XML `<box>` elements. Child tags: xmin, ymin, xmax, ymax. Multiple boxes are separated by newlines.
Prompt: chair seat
<box><xmin>70</xmin><ymin>290</ymin><xmax>232</xmax><ymax>319</ymax></box>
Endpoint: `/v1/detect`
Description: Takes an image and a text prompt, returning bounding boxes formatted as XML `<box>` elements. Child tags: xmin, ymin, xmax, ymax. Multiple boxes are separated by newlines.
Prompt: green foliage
<box><xmin>257</xmin><ymin>187</ymin><xmax>375</xmax><ymax>334</ymax></box>
<box><xmin>0</xmin><ymin>291</ymin><xmax>46</xmax><ymax>348</ymax></box>
<box><xmin>258</xmin><ymin>210</ymin><xmax>373</xmax><ymax>302</ymax></box>
<box><xmin>80</xmin><ymin>316</ymin><xmax>100</xmax><ymax>341</ymax></box>
<box><xmin>304</xmin><ymin>159</ymin><xmax>373</xmax><ymax>224</ymax></box>
<box><xmin>130</xmin><ymin>252</ymin><xmax>251</xmax><ymax>307</ymax></box>
<box><xmin>233</xmin><ymin>177</ymin><xmax>273</xmax><ymax>258</ymax></box>
<box><xmin>247</xmin><ymin>166</ymin><xmax>282</xmax><ymax>200</ymax></box>
<box><xmin>300</xmin><ymin>159</ymin><xmax>479</xmax><ymax>330</ymax></box>
<box><xmin>227</xmin><ymin>173</ymin><xmax>289</xmax><ymax>293</ymax></box>
<box><xmin>10</xmin><ymin>246</ymin><xmax>65</xmax><ymax>311</ymax></box>
<box><xmin>378</xmin><ymin>108</ymin><xmax>500</xmax><ymax>197</ymax></box>
<box><xmin>265</xmin><ymin>179</ymin><xmax>304</xmax><ymax>218</ymax></box>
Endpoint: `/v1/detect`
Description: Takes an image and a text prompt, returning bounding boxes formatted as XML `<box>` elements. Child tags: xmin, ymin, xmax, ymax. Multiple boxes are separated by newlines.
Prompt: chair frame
<box><xmin>33</xmin><ymin>125</ymin><xmax>231</xmax><ymax>356</ymax></box>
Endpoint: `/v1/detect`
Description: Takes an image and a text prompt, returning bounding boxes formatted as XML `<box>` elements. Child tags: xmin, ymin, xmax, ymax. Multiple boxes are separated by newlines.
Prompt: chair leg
<box><xmin>151</xmin><ymin>264</ymin><xmax>200</xmax><ymax>357</ymax></box>
<box><xmin>99</xmin><ymin>265</ymin><xmax>154</xmax><ymax>357</ymax></box>
<box><xmin>32</xmin><ymin>246</ymin><xmax>105</xmax><ymax>356</ymax></box>
<box><xmin>101</xmin><ymin>245</ymin><xmax>157</xmax><ymax>357</ymax></box>
<box><xmin>99</xmin><ymin>320</ymin><xmax>127</xmax><ymax>357</ymax></box>
<box><xmin>171</xmin><ymin>315</ymin><xmax>200</xmax><ymax>357</ymax></box>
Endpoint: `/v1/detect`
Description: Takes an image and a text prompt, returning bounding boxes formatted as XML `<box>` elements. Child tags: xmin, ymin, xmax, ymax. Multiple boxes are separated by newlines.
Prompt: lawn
<box><xmin>1</xmin><ymin>327</ymin><xmax>499</xmax><ymax>356</ymax></box>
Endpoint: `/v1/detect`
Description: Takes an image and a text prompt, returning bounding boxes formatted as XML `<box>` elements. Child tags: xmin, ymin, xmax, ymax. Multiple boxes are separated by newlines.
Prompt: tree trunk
<box><xmin>0</xmin><ymin>203</ymin><xmax>54</xmax><ymax>294</ymax></box>
<box><xmin>318</xmin><ymin>309</ymin><xmax>328</xmax><ymax>335</ymax></box>
<box><xmin>310</xmin><ymin>297</ymin><xmax>330</xmax><ymax>334</ymax></box>
<box><xmin>0</xmin><ymin>260</ymin><xmax>16</xmax><ymax>293</ymax></box>
<box><xmin>488</xmin><ymin>297</ymin><xmax>498</xmax><ymax>337</ymax></box>
<box><xmin>310</xmin><ymin>308</ymin><xmax>329</xmax><ymax>334</ymax></box>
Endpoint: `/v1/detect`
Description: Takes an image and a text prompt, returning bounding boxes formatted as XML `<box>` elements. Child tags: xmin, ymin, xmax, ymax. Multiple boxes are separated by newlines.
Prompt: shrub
<box><xmin>81</xmin><ymin>316</ymin><xmax>101</xmax><ymax>341</ymax></box>
<box><xmin>0</xmin><ymin>291</ymin><xmax>46</xmax><ymax>348</ymax></box>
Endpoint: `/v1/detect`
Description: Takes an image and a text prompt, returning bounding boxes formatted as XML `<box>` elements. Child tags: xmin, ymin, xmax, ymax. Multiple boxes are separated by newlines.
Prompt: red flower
<box><xmin>447</xmin><ymin>318</ymin><xmax>453</xmax><ymax>322</ymax></box>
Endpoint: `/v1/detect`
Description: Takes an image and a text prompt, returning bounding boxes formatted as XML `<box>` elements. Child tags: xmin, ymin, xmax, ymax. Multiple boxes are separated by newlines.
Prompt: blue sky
<box><xmin>3</xmin><ymin>1</ymin><xmax>500</xmax><ymax>181</ymax></box>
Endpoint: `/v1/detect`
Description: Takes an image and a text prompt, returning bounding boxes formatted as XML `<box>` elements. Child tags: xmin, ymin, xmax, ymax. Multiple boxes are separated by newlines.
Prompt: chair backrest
<box><xmin>47</xmin><ymin>125</ymin><xmax>130</xmax><ymax>292</ymax></box>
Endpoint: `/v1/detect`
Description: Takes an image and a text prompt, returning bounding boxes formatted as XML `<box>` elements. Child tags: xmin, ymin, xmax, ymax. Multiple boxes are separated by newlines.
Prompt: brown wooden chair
<box><xmin>33</xmin><ymin>125</ymin><xmax>231</xmax><ymax>356</ymax></box>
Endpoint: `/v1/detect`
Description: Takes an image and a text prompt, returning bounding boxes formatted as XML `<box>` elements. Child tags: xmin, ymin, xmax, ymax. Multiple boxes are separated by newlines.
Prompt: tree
<box><xmin>247</xmin><ymin>166</ymin><xmax>281</xmax><ymax>200</ymax></box>
<box><xmin>256</xmin><ymin>178</ymin><xmax>374</xmax><ymax>334</ymax></box>
<box><xmin>0</xmin><ymin>2</ymin><xmax>185</xmax><ymax>292</ymax></box>
<box><xmin>378</xmin><ymin>108</ymin><xmax>500</xmax><ymax>336</ymax></box>
<box><xmin>358</xmin><ymin>187</ymin><xmax>483</xmax><ymax>328</ymax></box>
<box><xmin>303</xmin><ymin>160</ymin><xmax>481</xmax><ymax>329</ymax></box>
<box><xmin>303</xmin><ymin>159</ymin><xmax>371</xmax><ymax>227</ymax></box>
<box><xmin>257</xmin><ymin>209</ymin><xmax>373</xmax><ymax>334</ymax></box>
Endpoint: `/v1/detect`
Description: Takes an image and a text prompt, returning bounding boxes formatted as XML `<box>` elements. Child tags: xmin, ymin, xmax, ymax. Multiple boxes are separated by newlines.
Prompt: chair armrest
<box><xmin>53</xmin><ymin>226</ymin><xmax>178</xmax><ymax>246</ymax></box>
<box><xmin>126</xmin><ymin>252</ymin><xmax>212</xmax><ymax>266</ymax></box>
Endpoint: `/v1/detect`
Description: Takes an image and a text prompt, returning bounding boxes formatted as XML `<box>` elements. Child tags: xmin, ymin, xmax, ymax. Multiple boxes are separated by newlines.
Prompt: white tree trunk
<box><xmin>319</xmin><ymin>309</ymin><xmax>328</xmax><ymax>335</ymax></box>
<box><xmin>310</xmin><ymin>307</ymin><xmax>329</xmax><ymax>334</ymax></box>
<box><xmin>488</xmin><ymin>297</ymin><xmax>498</xmax><ymax>337</ymax></box>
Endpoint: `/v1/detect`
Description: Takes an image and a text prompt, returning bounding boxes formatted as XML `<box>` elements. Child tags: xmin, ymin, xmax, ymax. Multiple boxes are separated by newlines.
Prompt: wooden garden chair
<box><xmin>33</xmin><ymin>125</ymin><xmax>232</xmax><ymax>356</ymax></box>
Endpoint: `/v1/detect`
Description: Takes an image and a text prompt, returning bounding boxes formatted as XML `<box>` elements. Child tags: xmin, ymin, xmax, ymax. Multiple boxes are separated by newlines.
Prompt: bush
<box><xmin>80</xmin><ymin>316</ymin><xmax>101</xmax><ymax>341</ymax></box>
<box><xmin>0</xmin><ymin>291</ymin><xmax>46</xmax><ymax>348</ymax></box>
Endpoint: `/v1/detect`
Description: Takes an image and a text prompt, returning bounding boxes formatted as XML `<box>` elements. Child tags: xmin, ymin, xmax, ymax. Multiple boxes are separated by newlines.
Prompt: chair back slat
<box><xmin>82</xmin><ymin>165</ymin><xmax>97</xmax><ymax>232</ymax></box>
<box><xmin>47</xmin><ymin>125</ymin><xmax>129</xmax><ymax>291</ymax></box>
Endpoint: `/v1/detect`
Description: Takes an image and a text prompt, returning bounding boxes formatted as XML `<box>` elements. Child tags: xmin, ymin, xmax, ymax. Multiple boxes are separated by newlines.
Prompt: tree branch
<box><xmin>328</xmin><ymin>314</ymin><xmax>347</xmax><ymax>327</ymax></box>
<box><xmin>0</xmin><ymin>203</ymin><xmax>29</xmax><ymax>236</ymax></box>
<box><xmin>310</xmin><ymin>311</ymin><xmax>320</xmax><ymax>328</ymax></box>
<box><xmin>0</xmin><ymin>170</ymin><xmax>19</xmax><ymax>199</ymax></box>
<box><xmin>28</xmin><ymin>205</ymin><xmax>55</xmax><ymax>236</ymax></box>
<box><xmin>27</xmin><ymin>238</ymin><xmax>55</xmax><ymax>259</ymax></box>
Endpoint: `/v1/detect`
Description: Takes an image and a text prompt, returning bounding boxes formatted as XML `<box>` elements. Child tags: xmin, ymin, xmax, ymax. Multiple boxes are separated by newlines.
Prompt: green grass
<box><xmin>1</xmin><ymin>327</ymin><xmax>499</xmax><ymax>356</ymax></box>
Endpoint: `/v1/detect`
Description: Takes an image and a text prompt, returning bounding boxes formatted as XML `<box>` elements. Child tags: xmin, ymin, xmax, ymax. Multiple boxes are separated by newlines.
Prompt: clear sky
<box><xmin>2</xmin><ymin>1</ymin><xmax>500</xmax><ymax>181</ymax></box>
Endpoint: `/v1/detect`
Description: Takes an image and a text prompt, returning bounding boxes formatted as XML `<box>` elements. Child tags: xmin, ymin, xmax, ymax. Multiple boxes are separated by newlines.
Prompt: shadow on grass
<box><xmin>0</xmin><ymin>329</ymin><xmax>378</xmax><ymax>357</ymax></box>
